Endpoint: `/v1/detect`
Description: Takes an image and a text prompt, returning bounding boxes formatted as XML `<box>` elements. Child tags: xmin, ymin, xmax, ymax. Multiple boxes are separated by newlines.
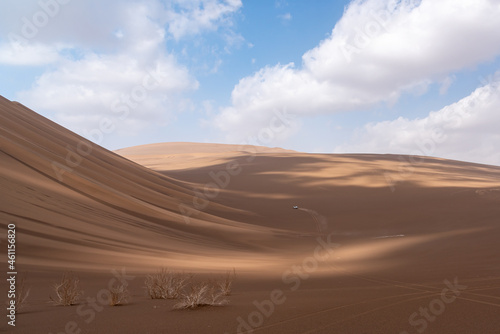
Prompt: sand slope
<box><xmin>117</xmin><ymin>142</ymin><xmax>500</xmax><ymax>280</ymax></box>
<box><xmin>0</xmin><ymin>96</ymin><xmax>284</xmax><ymax>272</ymax></box>
<box><xmin>2</xmin><ymin>96</ymin><xmax>500</xmax><ymax>333</ymax></box>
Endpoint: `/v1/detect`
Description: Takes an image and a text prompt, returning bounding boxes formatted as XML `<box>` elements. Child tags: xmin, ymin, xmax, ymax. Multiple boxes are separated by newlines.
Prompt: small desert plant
<box><xmin>173</xmin><ymin>282</ymin><xmax>228</xmax><ymax>310</ymax></box>
<box><xmin>207</xmin><ymin>282</ymin><xmax>227</xmax><ymax>305</ymax></box>
<box><xmin>6</xmin><ymin>275</ymin><xmax>30</xmax><ymax>312</ymax></box>
<box><xmin>218</xmin><ymin>269</ymin><xmax>236</xmax><ymax>296</ymax></box>
<box><xmin>108</xmin><ymin>282</ymin><xmax>129</xmax><ymax>306</ymax></box>
<box><xmin>144</xmin><ymin>268</ymin><xmax>191</xmax><ymax>299</ymax></box>
<box><xmin>49</xmin><ymin>272</ymin><xmax>83</xmax><ymax>306</ymax></box>
<box><xmin>16</xmin><ymin>276</ymin><xmax>30</xmax><ymax>312</ymax></box>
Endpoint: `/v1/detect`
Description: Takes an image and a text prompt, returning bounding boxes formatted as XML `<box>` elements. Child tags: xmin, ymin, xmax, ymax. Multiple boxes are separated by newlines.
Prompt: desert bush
<box><xmin>218</xmin><ymin>269</ymin><xmax>236</xmax><ymax>296</ymax></box>
<box><xmin>49</xmin><ymin>272</ymin><xmax>83</xmax><ymax>306</ymax></box>
<box><xmin>145</xmin><ymin>268</ymin><xmax>191</xmax><ymax>299</ymax></box>
<box><xmin>109</xmin><ymin>282</ymin><xmax>129</xmax><ymax>306</ymax></box>
<box><xmin>207</xmin><ymin>282</ymin><xmax>227</xmax><ymax>305</ymax></box>
<box><xmin>173</xmin><ymin>281</ymin><xmax>228</xmax><ymax>310</ymax></box>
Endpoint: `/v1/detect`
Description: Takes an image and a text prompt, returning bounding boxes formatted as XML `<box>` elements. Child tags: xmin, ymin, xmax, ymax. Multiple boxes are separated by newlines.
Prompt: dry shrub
<box><xmin>207</xmin><ymin>282</ymin><xmax>227</xmax><ymax>305</ymax></box>
<box><xmin>218</xmin><ymin>269</ymin><xmax>236</xmax><ymax>296</ymax></box>
<box><xmin>49</xmin><ymin>272</ymin><xmax>83</xmax><ymax>306</ymax></box>
<box><xmin>109</xmin><ymin>282</ymin><xmax>129</xmax><ymax>306</ymax></box>
<box><xmin>16</xmin><ymin>276</ymin><xmax>30</xmax><ymax>312</ymax></box>
<box><xmin>173</xmin><ymin>281</ymin><xmax>228</xmax><ymax>310</ymax></box>
<box><xmin>145</xmin><ymin>268</ymin><xmax>191</xmax><ymax>299</ymax></box>
<box><xmin>6</xmin><ymin>275</ymin><xmax>30</xmax><ymax>312</ymax></box>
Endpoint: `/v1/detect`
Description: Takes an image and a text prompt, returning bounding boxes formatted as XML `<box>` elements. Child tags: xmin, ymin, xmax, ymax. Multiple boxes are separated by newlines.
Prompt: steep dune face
<box><xmin>0</xmin><ymin>96</ymin><xmax>280</xmax><ymax>271</ymax></box>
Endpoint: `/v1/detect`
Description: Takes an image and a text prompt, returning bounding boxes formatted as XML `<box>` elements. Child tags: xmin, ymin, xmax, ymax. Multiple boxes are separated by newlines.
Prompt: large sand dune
<box><xmin>1</xmin><ymin>96</ymin><xmax>500</xmax><ymax>333</ymax></box>
<box><xmin>0</xmin><ymin>96</ymin><xmax>291</xmax><ymax>272</ymax></box>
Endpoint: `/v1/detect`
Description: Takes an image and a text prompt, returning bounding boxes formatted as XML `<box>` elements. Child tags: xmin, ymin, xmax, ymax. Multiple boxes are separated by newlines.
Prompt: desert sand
<box><xmin>1</xmin><ymin>95</ymin><xmax>500</xmax><ymax>333</ymax></box>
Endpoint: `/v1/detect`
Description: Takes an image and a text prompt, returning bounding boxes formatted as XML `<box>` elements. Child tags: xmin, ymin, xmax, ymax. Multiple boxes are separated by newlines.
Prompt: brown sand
<box><xmin>1</xmin><ymin>95</ymin><xmax>500</xmax><ymax>333</ymax></box>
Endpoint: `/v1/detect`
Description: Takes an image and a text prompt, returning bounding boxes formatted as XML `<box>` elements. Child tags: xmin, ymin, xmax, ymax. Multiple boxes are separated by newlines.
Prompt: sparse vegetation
<box><xmin>218</xmin><ymin>268</ymin><xmax>236</xmax><ymax>296</ymax></box>
<box><xmin>49</xmin><ymin>272</ymin><xmax>83</xmax><ymax>306</ymax></box>
<box><xmin>144</xmin><ymin>268</ymin><xmax>191</xmax><ymax>299</ymax></box>
<box><xmin>109</xmin><ymin>282</ymin><xmax>129</xmax><ymax>306</ymax></box>
<box><xmin>173</xmin><ymin>281</ymin><xmax>228</xmax><ymax>310</ymax></box>
<box><xmin>143</xmin><ymin>268</ymin><xmax>236</xmax><ymax>309</ymax></box>
<box><xmin>8</xmin><ymin>275</ymin><xmax>30</xmax><ymax>312</ymax></box>
<box><xmin>16</xmin><ymin>277</ymin><xmax>30</xmax><ymax>311</ymax></box>
<box><xmin>207</xmin><ymin>282</ymin><xmax>227</xmax><ymax>305</ymax></box>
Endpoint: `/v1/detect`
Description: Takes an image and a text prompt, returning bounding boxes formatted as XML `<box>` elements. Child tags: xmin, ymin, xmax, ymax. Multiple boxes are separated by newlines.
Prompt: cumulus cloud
<box><xmin>0</xmin><ymin>0</ymin><xmax>242</xmax><ymax>50</ymax></box>
<box><xmin>0</xmin><ymin>0</ymin><xmax>240</xmax><ymax>143</ymax></box>
<box><xmin>211</xmin><ymin>0</ymin><xmax>500</xmax><ymax>143</ymax></box>
<box><xmin>0</xmin><ymin>42</ymin><xmax>61</xmax><ymax>65</ymax></box>
<box><xmin>335</xmin><ymin>72</ymin><xmax>500</xmax><ymax>166</ymax></box>
<box><xmin>19</xmin><ymin>52</ymin><xmax>197</xmax><ymax>136</ymax></box>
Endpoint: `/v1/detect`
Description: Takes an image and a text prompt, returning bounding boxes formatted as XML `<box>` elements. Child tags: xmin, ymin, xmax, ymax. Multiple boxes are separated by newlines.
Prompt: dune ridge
<box><xmin>0</xmin><ymin>96</ymin><xmax>285</xmax><ymax>271</ymax></box>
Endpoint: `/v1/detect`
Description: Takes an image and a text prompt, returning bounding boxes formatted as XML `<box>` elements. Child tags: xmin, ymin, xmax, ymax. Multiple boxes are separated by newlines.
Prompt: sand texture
<box><xmin>1</xmin><ymin>95</ymin><xmax>500</xmax><ymax>333</ymax></box>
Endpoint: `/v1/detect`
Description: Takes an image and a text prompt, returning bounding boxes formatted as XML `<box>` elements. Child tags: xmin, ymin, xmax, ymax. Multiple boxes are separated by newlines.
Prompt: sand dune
<box><xmin>2</xmin><ymin>95</ymin><xmax>500</xmax><ymax>333</ymax></box>
<box><xmin>117</xmin><ymin>142</ymin><xmax>500</xmax><ymax>279</ymax></box>
<box><xmin>0</xmin><ymin>96</ymin><xmax>286</xmax><ymax>272</ymax></box>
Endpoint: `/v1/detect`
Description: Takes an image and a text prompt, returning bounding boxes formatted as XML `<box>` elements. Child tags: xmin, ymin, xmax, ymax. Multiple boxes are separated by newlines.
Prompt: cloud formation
<box><xmin>165</xmin><ymin>0</ymin><xmax>242</xmax><ymax>39</ymax></box>
<box><xmin>0</xmin><ymin>0</ymin><xmax>241</xmax><ymax>143</ymax></box>
<box><xmin>212</xmin><ymin>0</ymin><xmax>500</xmax><ymax>143</ymax></box>
<box><xmin>335</xmin><ymin>71</ymin><xmax>500</xmax><ymax>165</ymax></box>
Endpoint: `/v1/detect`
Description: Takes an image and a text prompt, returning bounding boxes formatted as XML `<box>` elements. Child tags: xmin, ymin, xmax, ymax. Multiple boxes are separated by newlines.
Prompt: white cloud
<box><xmin>164</xmin><ymin>0</ymin><xmax>242</xmax><ymax>40</ymax></box>
<box><xmin>335</xmin><ymin>73</ymin><xmax>500</xmax><ymax>166</ymax></box>
<box><xmin>278</xmin><ymin>13</ymin><xmax>292</xmax><ymax>22</ymax></box>
<box><xmin>1</xmin><ymin>0</ymin><xmax>240</xmax><ymax>143</ymax></box>
<box><xmin>211</xmin><ymin>0</ymin><xmax>500</xmax><ymax>143</ymax></box>
<box><xmin>1</xmin><ymin>0</ymin><xmax>133</xmax><ymax>51</ymax></box>
<box><xmin>0</xmin><ymin>0</ymin><xmax>242</xmax><ymax>46</ymax></box>
<box><xmin>19</xmin><ymin>51</ymin><xmax>197</xmax><ymax>137</ymax></box>
<box><xmin>0</xmin><ymin>41</ymin><xmax>61</xmax><ymax>65</ymax></box>
<box><xmin>439</xmin><ymin>76</ymin><xmax>455</xmax><ymax>95</ymax></box>
<box><xmin>275</xmin><ymin>0</ymin><xmax>288</xmax><ymax>9</ymax></box>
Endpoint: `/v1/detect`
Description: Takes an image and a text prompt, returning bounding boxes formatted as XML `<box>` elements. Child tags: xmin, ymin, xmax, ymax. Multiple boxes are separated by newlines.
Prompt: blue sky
<box><xmin>1</xmin><ymin>0</ymin><xmax>500</xmax><ymax>165</ymax></box>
